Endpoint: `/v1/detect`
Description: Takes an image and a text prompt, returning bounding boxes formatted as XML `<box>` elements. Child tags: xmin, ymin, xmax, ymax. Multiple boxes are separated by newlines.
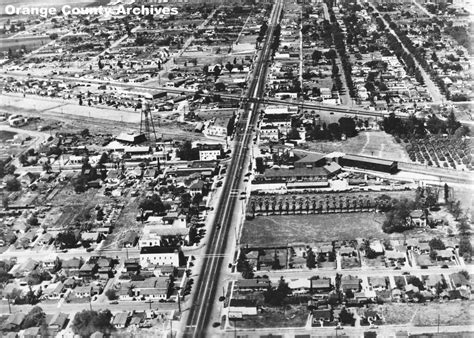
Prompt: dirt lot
<box><xmin>302</xmin><ymin>131</ymin><xmax>410</xmax><ymax>162</ymax></box>
<box><xmin>412</xmin><ymin>301</ymin><xmax>474</xmax><ymax>327</ymax></box>
<box><xmin>241</xmin><ymin>213</ymin><xmax>388</xmax><ymax>247</ymax></box>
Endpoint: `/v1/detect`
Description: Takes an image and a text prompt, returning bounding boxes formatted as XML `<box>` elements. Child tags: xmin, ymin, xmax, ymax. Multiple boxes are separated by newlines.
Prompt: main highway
<box><xmin>181</xmin><ymin>0</ymin><xmax>283</xmax><ymax>336</ymax></box>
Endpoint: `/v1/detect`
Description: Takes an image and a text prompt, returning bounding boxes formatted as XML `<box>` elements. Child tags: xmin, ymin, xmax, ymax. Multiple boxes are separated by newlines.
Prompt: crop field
<box><xmin>241</xmin><ymin>213</ymin><xmax>388</xmax><ymax>247</ymax></box>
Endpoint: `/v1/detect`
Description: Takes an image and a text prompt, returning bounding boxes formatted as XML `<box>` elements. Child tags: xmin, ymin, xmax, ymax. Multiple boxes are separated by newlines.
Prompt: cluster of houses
<box><xmin>242</xmin><ymin>236</ymin><xmax>462</xmax><ymax>273</ymax></box>
<box><xmin>337</xmin><ymin>6</ymin><xmax>432</xmax><ymax>110</ymax></box>
<box><xmin>228</xmin><ymin>269</ymin><xmax>471</xmax><ymax>327</ymax></box>
<box><xmin>0</xmin><ymin>255</ymin><xmax>116</xmax><ymax>304</ymax></box>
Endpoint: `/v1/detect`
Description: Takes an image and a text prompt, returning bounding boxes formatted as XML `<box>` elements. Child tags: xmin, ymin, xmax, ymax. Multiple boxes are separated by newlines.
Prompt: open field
<box><xmin>241</xmin><ymin>213</ymin><xmax>388</xmax><ymax>247</ymax></box>
<box><xmin>302</xmin><ymin>131</ymin><xmax>410</xmax><ymax>162</ymax></box>
<box><xmin>0</xmin><ymin>130</ymin><xmax>17</xmax><ymax>142</ymax></box>
<box><xmin>413</xmin><ymin>301</ymin><xmax>474</xmax><ymax>326</ymax></box>
<box><xmin>0</xmin><ymin>36</ymin><xmax>50</xmax><ymax>53</ymax></box>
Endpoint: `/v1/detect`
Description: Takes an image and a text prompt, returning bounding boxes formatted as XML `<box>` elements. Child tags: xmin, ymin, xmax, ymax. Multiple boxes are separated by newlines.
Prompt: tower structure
<box><xmin>139</xmin><ymin>100</ymin><xmax>157</xmax><ymax>142</ymax></box>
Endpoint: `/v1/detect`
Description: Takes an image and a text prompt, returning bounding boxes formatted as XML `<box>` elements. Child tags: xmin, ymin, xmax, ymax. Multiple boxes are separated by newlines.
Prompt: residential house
<box><xmin>2</xmin><ymin>312</ymin><xmax>26</xmax><ymax>331</ymax></box>
<box><xmin>62</xmin><ymin>258</ymin><xmax>82</xmax><ymax>274</ymax></box>
<box><xmin>42</xmin><ymin>282</ymin><xmax>64</xmax><ymax>300</ymax></box>
<box><xmin>450</xmin><ymin>272</ymin><xmax>470</xmax><ymax>289</ymax></box>
<box><xmin>311</xmin><ymin>305</ymin><xmax>333</xmax><ymax>325</ymax></box>
<box><xmin>47</xmin><ymin>312</ymin><xmax>69</xmax><ymax>332</ymax></box>
<box><xmin>112</xmin><ymin>312</ymin><xmax>130</xmax><ymax>329</ymax></box>
<box><xmin>288</xmin><ymin>279</ymin><xmax>312</xmax><ymax>294</ymax></box>
<box><xmin>310</xmin><ymin>277</ymin><xmax>332</xmax><ymax>293</ymax></box>
<box><xmin>368</xmin><ymin>277</ymin><xmax>387</xmax><ymax>291</ymax></box>
<box><xmin>73</xmin><ymin>285</ymin><xmax>91</xmax><ymax>298</ymax></box>
<box><xmin>78</xmin><ymin>263</ymin><xmax>97</xmax><ymax>279</ymax></box>
<box><xmin>341</xmin><ymin>275</ymin><xmax>361</xmax><ymax>292</ymax></box>
<box><xmin>408</xmin><ymin>210</ymin><xmax>428</xmax><ymax>227</ymax></box>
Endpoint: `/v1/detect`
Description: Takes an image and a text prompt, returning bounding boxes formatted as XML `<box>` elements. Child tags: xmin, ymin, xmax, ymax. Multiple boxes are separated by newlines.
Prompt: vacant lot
<box><xmin>303</xmin><ymin>131</ymin><xmax>410</xmax><ymax>162</ymax></box>
<box><xmin>241</xmin><ymin>213</ymin><xmax>387</xmax><ymax>246</ymax></box>
<box><xmin>412</xmin><ymin>301</ymin><xmax>473</xmax><ymax>326</ymax></box>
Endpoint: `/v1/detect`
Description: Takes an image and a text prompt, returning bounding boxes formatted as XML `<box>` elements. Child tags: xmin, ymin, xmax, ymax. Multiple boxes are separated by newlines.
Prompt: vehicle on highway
<box><xmin>109</xmin><ymin>301</ymin><xmax>118</xmax><ymax>305</ymax></box>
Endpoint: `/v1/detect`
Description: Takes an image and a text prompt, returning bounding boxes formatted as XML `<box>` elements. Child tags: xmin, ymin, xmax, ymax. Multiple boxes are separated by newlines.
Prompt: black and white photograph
<box><xmin>0</xmin><ymin>0</ymin><xmax>472</xmax><ymax>336</ymax></box>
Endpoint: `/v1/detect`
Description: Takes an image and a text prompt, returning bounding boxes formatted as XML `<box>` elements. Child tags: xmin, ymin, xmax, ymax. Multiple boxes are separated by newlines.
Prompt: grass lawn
<box><xmin>0</xmin><ymin>130</ymin><xmax>16</xmax><ymax>142</ymax></box>
<box><xmin>301</xmin><ymin>131</ymin><xmax>410</xmax><ymax>162</ymax></box>
<box><xmin>241</xmin><ymin>213</ymin><xmax>387</xmax><ymax>247</ymax></box>
<box><xmin>233</xmin><ymin>306</ymin><xmax>308</xmax><ymax>329</ymax></box>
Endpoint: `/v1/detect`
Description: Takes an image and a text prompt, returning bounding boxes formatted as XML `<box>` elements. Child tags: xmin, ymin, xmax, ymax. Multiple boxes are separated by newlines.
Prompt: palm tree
<box><xmin>264</xmin><ymin>199</ymin><xmax>270</xmax><ymax>215</ymax></box>
<box><xmin>258</xmin><ymin>198</ymin><xmax>263</xmax><ymax>212</ymax></box>
<box><xmin>285</xmin><ymin>200</ymin><xmax>290</xmax><ymax>215</ymax></box>
<box><xmin>312</xmin><ymin>198</ymin><xmax>317</xmax><ymax>214</ymax></box>
<box><xmin>271</xmin><ymin>199</ymin><xmax>276</xmax><ymax>215</ymax></box>
<box><xmin>298</xmin><ymin>198</ymin><xmax>304</xmax><ymax>215</ymax></box>
<box><xmin>305</xmin><ymin>198</ymin><xmax>310</xmax><ymax>214</ymax></box>
<box><xmin>277</xmin><ymin>199</ymin><xmax>283</xmax><ymax>215</ymax></box>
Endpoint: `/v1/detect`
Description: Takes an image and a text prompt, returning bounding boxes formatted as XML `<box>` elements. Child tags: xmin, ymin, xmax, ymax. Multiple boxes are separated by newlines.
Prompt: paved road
<box><xmin>181</xmin><ymin>1</ymin><xmax>283</xmax><ymax>336</ymax></box>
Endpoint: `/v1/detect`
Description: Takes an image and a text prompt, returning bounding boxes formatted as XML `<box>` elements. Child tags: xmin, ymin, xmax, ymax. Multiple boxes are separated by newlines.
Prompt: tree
<box><xmin>382</xmin><ymin>199</ymin><xmax>415</xmax><ymax>233</ymax></box>
<box><xmin>287</xmin><ymin>128</ymin><xmax>300</xmax><ymax>140</ymax></box>
<box><xmin>105</xmin><ymin>289</ymin><xmax>118</xmax><ymax>301</ymax></box>
<box><xmin>177</xmin><ymin>141</ymin><xmax>199</xmax><ymax>161</ymax></box>
<box><xmin>96</xmin><ymin>208</ymin><xmax>104</xmax><ymax>221</ymax></box>
<box><xmin>56</xmin><ymin>231</ymin><xmax>78</xmax><ymax>249</ymax></box>
<box><xmin>5</xmin><ymin>176</ymin><xmax>21</xmax><ymax>191</ymax></box>
<box><xmin>264</xmin><ymin>277</ymin><xmax>290</xmax><ymax>306</ymax></box>
<box><xmin>225</xmin><ymin>62</ymin><xmax>233</xmax><ymax>73</ymax></box>
<box><xmin>236</xmin><ymin>250</ymin><xmax>253</xmax><ymax>279</ymax></box>
<box><xmin>339</xmin><ymin>307</ymin><xmax>355</xmax><ymax>326</ymax></box>
<box><xmin>72</xmin><ymin>175</ymin><xmax>87</xmax><ymax>193</ymax></box>
<box><xmin>42</xmin><ymin>161</ymin><xmax>52</xmax><ymax>173</ymax></box>
<box><xmin>429</xmin><ymin>238</ymin><xmax>445</xmax><ymax>251</ymax></box>
<box><xmin>338</xmin><ymin>117</ymin><xmax>357</xmax><ymax>137</ymax></box>
<box><xmin>0</xmin><ymin>270</ymin><xmax>12</xmax><ymax>284</ymax></box>
<box><xmin>139</xmin><ymin>194</ymin><xmax>166</xmax><ymax>215</ymax></box>
<box><xmin>306</xmin><ymin>249</ymin><xmax>316</xmax><ymax>269</ymax></box>
<box><xmin>188</xmin><ymin>226</ymin><xmax>198</xmax><ymax>245</ymax></box>
<box><xmin>71</xmin><ymin>310</ymin><xmax>114</xmax><ymax>337</ymax></box>
<box><xmin>22</xmin><ymin>306</ymin><xmax>46</xmax><ymax>329</ymax></box>
<box><xmin>28</xmin><ymin>216</ymin><xmax>39</xmax><ymax>226</ymax></box>
<box><xmin>213</xmin><ymin>65</ymin><xmax>221</xmax><ymax>78</ymax></box>
<box><xmin>312</xmin><ymin>50</ymin><xmax>323</xmax><ymax>63</ymax></box>
<box><xmin>49</xmin><ymin>33</ymin><xmax>58</xmax><ymax>40</ymax></box>
<box><xmin>444</xmin><ymin>183</ymin><xmax>449</xmax><ymax>202</ymax></box>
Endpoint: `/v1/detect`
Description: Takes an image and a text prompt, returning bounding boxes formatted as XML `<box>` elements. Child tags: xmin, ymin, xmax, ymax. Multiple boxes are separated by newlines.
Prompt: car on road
<box><xmin>109</xmin><ymin>301</ymin><xmax>118</xmax><ymax>305</ymax></box>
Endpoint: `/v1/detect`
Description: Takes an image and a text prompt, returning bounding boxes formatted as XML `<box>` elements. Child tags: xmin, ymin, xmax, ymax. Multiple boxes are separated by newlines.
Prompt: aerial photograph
<box><xmin>0</xmin><ymin>0</ymin><xmax>472</xmax><ymax>337</ymax></box>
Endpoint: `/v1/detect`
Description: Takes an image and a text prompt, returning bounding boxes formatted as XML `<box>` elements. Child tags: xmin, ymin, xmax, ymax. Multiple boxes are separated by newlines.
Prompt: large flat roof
<box><xmin>342</xmin><ymin>154</ymin><xmax>397</xmax><ymax>166</ymax></box>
